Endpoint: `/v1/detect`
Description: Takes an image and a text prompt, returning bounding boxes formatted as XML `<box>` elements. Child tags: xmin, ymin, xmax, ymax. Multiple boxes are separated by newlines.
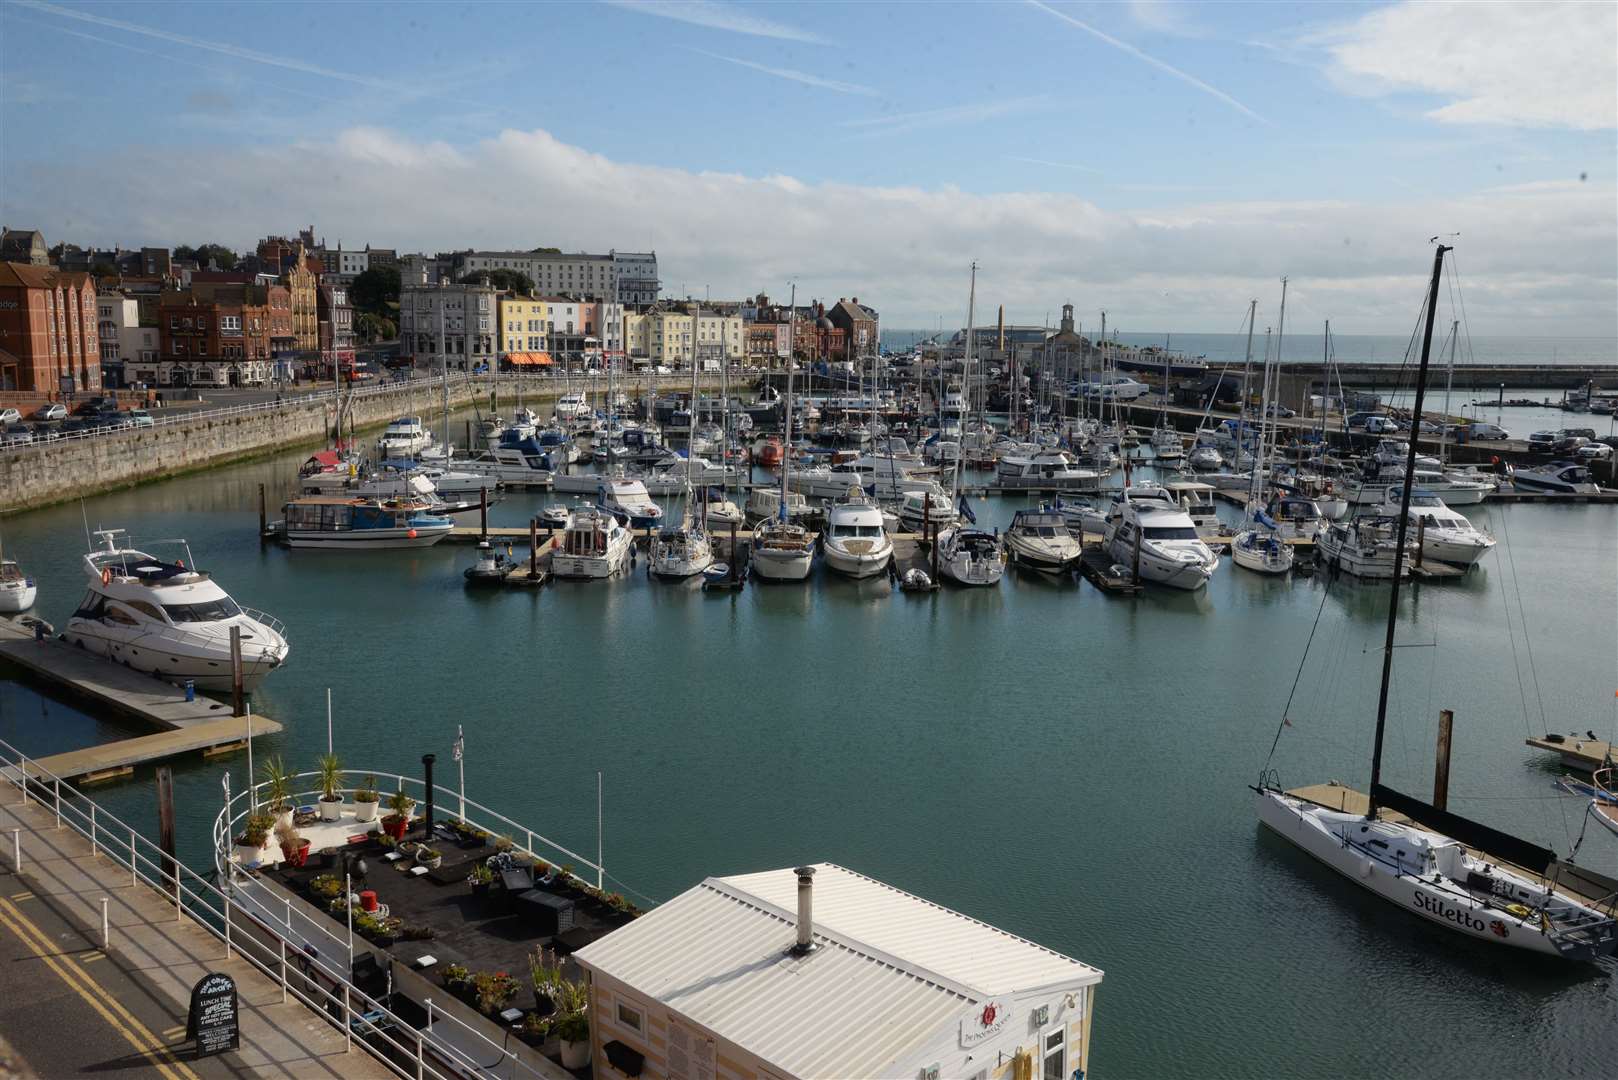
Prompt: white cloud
<box><xmin>1317</xmin><ymin>0</ymin><xmax>1618</xmax><ymax>130</ymax></box>
<box><xmin>5</xmin><ymin>125</ymin><xmax>1613</xmax><ymax>334</ymax></box>
<box><xmin>690</xmin><ymin>50</ymin><xmax>876</xmax><ymax>96</ymax></box>
<box><xmin>842</xmin><ymin>97</ymin><xmax>1050</xmax><ymax>136</ymax></box>
<box><xmin>604</xmin><ymin>0</ymin><xmax>825</xmax><ymax>44</ymax></box>
<box><xmin>1126</xmin><ymin>0</ymin><xmax>1199</xmax><ymax>36</ymax></box>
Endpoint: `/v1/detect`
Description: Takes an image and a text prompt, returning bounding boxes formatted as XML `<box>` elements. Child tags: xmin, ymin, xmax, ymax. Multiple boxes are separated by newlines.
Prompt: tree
<box><xmin>355</xmin><ymin>313</ymin><xmax>397</xmax><ymax>343</ymax></box>
<box><xmin>174</xmin><ymin>243</ymin><xmax>236</xmax><ymax>269</ymax></box>
<box><xmin>350</xmin><ymin>266</ymin><xmax>401</xmax><ymax>315</ymax></box>
<box><xmin>459</xmin><ymin>268</ymin><xmax>533</xmax><ymax>294</ymax></box>
<box><xmin>528</xmin><ymin>246</ymin><xmax>561</xmax><ymax>254</ymax></box>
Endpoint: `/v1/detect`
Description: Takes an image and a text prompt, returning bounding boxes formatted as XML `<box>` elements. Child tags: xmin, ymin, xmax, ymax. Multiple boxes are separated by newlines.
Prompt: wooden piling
<box><xmin>1433</xmin><ymin>709</ymin><xmax>1454</xmax><ymax>811</ymax></box>
<box><xmin>529</xmin><ymin>516</ymin><xmax>539</xmax><ymax>578</ymax></box>
<box><xmin>1131</xmin><ymin>527</ymin><xmax>1143</xmax><ymax>584</ymax></box>
<box><xmin>258</xmin><ymin>483</ymin><xmax>267</xmax><ymax>540</ymax></box>
<box><xmin>479</xmin><ymin>486</ymin><xmax>488</xmax><ymax>539</ymax></box>
<box><xmin>1415</xmin><ymin>516</ymin><xmax>1426</xmax><ymax>568</ymax></box>
<box><xmin>229</xmin><ymin>625</ymin><xmax>244</xmax><ymax>719</ymax></box>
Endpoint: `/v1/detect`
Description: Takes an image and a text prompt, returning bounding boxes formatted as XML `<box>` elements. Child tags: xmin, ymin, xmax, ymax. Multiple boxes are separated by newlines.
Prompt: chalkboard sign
<box><xmin>186</xmin><ymin>972</ymin><xmax>239</xmax><ymax>1058</ymax></box>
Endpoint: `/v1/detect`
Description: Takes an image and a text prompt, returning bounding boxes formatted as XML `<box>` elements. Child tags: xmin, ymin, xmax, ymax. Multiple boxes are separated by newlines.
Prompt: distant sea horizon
<box><xmin>880</xmin><ymin>329</ymin><xmax>1617</xmax><ymax>366</ymax></box>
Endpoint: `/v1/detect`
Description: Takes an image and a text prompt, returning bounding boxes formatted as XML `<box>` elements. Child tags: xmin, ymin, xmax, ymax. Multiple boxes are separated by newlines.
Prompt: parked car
<box><xmin>57</xmin><ymin>418</ymin><xmax>92</xmax><ymax>436</ymax></box>
<box><xmin>33</xmin><ymin>403</ymin><xmax>67</xmax><ymax>422</ymax></box>
<box><xmin>0</xmin><ymin>407</ymin><xmax>20</xmax><ymax>425</ymax></box>
<box><xmin>1265</xmin><ymin>403</ymin><xmax>1297</xmax><ymax>419</ymax></box>
<box><xmin>30</xmin><ymin>422</ymin><xmax>60</xmax><ymax>441</ymax></box>
<box><xmin>1346</xmin><ymin>412</ymin><xmax>1380</xmax><ymax>430</ymax></box>
<box><xmin>1526</xmin><ymin>430</ymin><xmax>1559</xmax><ymax>453</ymax></box>
<box><xmin>126</xmin><ymin>408</ymin><xmax>155</xmax><ymax>428</ymax></box>
<box><xmin>1</xmin><ymin>423</ymin><xmax>33</xmax><ymax>446</ymax></box>
<box><xmin>1363</xmin><ymin>416</ymin><xmax>1403</xmax><ymax>435</ymax></box>
<box><xmin>1467</xmin><ymin>422</ymin><xmax>1510</xmax><ymax>440</ymax></box>
<box><xmin>1574</xmin><ymin>442</ymin><xmax>1613</xmax><ymax>462</ymax></box>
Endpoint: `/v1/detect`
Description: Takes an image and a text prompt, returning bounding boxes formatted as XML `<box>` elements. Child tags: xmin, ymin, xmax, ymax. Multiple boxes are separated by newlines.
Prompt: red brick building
<box><xmin>158</xmin><ymin>287</ymin><xmax>275</xmax><ymax>387</ymax></box>
<box><xmin>0</xmin><ymin>261</ymin><xmax>101</xmax><ymax>393</ymax></box>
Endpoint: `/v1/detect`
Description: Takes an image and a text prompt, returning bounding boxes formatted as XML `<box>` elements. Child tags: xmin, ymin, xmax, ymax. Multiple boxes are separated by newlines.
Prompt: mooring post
<box><xmin>1132</xmin><ymin>527</ymin><xmax>1143</xmax><ymax>584</ymax></box>
<box><xmin>479</xmin><ymin>487</ymin><xmax>488</xmax><ymax>539</ymax></box>
<box><xmin>1414</xmin><ymin>516</ymin><xmax>1426</xmax><ymax>568</ymax></box>
<box><xmin>229</xmin><ymin>626</ymin><xmax>244</xmax><ymax>718</ymax></box>
<box><xmin>100</xmin><ymin>897</ymin><xmax>109</xmax><ymax>950</ymax></box>
<box><xmin>530</xmin><ymin>516</ymin><xmax>539</xmax><ymax>578</ymax></box>
<box><xmin>258</xmin><ymin>483</ymin><xmax>267</xmax><ymax>540</ymax></box>
<box><xmin>1433</xmin><ymin>709</ymin><xmax>1454</xmax><ymax>811</ymax></box>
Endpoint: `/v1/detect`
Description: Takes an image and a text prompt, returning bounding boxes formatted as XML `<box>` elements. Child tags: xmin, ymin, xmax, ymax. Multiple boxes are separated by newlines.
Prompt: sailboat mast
<box><xmin>954</xmin><ymin>264</ymin><xmax>976</xmax><ymax>507</ymax></box>
<box><xmin>1240</xmin><ymin>299</ymin><xmax>1256</xmax><ymax>419</ymax></box>
<box><xmin>1440</xmin><ymin>319</ymin><xmax>1458</xmax><ymax>465</ymax></box>
<box><xmin>438</xmin><ymin>299</ymin><xmax>449</xmax><ymax>457</ymax></box>
<box><xmin>1367</xmin><ymin>244</ymin><xmax>1450</xmax><ymax>820</ymax></box>
<box><xmin>780</xmin><ymin>284</ymin><xmax>796</xmax><ymax>518</ymax></box>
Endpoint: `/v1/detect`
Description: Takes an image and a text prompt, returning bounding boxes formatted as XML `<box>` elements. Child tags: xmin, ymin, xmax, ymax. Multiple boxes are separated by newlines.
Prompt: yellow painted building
<box><xmin>498</xmin><ymin>296</ymin><xmax>549</xmax><ymax>355</ymax></box>
<box><xmin>693</xmin><ymin>312</ymin><xmax>744</xmax><ymax>362</ymax></box>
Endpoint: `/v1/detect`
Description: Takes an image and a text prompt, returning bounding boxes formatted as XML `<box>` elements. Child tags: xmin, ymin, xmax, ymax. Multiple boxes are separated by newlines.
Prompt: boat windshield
<box><xmin>1144</xmin><ymin>526</ymin><xmax>1200</xmax><ymax>540</ymax></box>
<box><xmin>162</xmin><ymin>596</ymin><xmax>242</xmax><ymax>622</ymax></box>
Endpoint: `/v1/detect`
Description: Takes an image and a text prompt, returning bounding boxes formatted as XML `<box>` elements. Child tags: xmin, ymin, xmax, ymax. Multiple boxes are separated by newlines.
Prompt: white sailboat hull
<box><xmin>750</xmin><ymin>545</ymin><xmax>815</xmax><ymax>580</ymax></box>
<box><xmin>0</xmin><ymin>580</ymin><xmax>36</xmax><ymax>612</ymax></box>
<box><xmin>1231</xmin><ymin>532</ymin><xmax>1294</xmax><ymax>575</ymax></box>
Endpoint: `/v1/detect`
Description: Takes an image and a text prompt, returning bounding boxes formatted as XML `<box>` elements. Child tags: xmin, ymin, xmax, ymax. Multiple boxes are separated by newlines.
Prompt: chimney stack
<box><xmin>790</xmin><ymin>865</ymin><xmax>817</xmax><ymax>956</ymax></box>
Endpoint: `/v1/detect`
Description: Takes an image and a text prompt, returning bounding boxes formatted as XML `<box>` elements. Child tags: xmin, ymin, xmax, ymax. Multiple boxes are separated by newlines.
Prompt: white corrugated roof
<box><xmin>574</xmin><ymin>863</ymin><xmax>1100</xmax><ymax>1079</ymax></box>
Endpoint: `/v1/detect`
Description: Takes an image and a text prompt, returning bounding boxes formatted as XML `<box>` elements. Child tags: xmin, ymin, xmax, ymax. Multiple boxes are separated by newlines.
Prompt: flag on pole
<box><xmin>453</xmin><ymin>725</ymin><xmax>464</xmax><ymax>762</ymax></box>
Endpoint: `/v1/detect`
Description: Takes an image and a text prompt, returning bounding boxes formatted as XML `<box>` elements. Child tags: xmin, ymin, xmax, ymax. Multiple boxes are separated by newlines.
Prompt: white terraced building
<box><xmin>574</xmin><ymin>863</ymin><xmax>1102</xmax><ymax>1080</ymax></box>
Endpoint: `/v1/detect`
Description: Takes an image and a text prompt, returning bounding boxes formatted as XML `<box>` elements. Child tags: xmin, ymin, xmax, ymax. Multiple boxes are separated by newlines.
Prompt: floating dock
<box><xmin>1076</xmin><ymin>547</ymin><xmax>1143</xmax><ymax>595</ymax></box>
<box><xmin>1525</xmin><ymin>734</ymin><xmax>1614</xmax><ymax>772</ymax></box>
<box><xmin>0</xmin><ymin>616</ymin><xmax>280</xmax><ymax>782</ymax></box>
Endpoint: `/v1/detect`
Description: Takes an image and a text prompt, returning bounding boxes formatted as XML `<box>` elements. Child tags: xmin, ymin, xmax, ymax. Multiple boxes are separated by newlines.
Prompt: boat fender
<box><xmin>1359</xmin><ymin>858</ymin><xmax>1374</xmax><ymax>879</ymax></box>
<box><xmin>101</xmin><ymin>568</ymin><xmax>112</xmax><ymax>585</ymax></box>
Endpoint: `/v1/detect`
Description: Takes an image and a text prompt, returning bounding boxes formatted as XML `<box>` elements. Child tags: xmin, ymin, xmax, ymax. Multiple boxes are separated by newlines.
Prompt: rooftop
<box><xmin>574</xmin><ymin>863</ymin><xmax>1100</xmax><ymax>1078</ymax></box>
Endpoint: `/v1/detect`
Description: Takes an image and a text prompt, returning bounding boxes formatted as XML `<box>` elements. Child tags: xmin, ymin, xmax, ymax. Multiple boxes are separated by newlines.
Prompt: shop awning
<box><xmin>505</xmin><ymin>352</ymin><xmax>553</xmax><ymax>366</ymax></box>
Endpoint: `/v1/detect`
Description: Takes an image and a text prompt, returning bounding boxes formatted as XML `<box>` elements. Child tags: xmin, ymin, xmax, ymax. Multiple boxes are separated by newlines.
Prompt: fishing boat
<box><xmin>278</xmin><ymin>497</ymin><xmax>454</xmax><ymax>549</ymax></box>
<box><xmin>375</xmin><ymin>416</ymin><xmax>433</xmax><ymax>458</ymax></box>
<box><xmin>1380</xmin><ymin>488</ymin><xmax>1495</xmax><ymax>566</ymax></box>
<box><xmin>551</xmin><ymin>507</ymin><xmax>633</xmax><ymax>579</ymax></box>
<box><xmin>1004</xmin><ymin>509</ymin><xmax>1082</xmax><ymax>573</ymax></box>
<box><xmin>596</xmin><ymin>478</ymin><xmax>664</xmax><ymax>529</ymax></box>
<box><xmin>1102</xmin><ymin>485</ymin><xmax>1219</xmax><ymax>590</ymax></box>
<box><xmin>463</xmin><ymin>541</ymin><xmax>517</xmax><ymax>586</ymax></box>
<box><xmin>64</xmin><ymin>529</ymin><xmax>288</xmax><ymax>691</ymax></box>
<box><xmin>751</xmin><ymin>284</ymin><xmax>817</xmax><ymax>582</ymax></box>
<box><xmin>1255</xmin><ymin>244</ymin><xmax>1618</xmax><ymax>963</ymax></box>
<box><xmin>821</xmin><ymin>489</ymin><xmax>893</xmax><ymax>579</ymax></box>
<box><xmin>0</xmin><ymin>543</ymin><xmax>35</xmax><ymax>613</ymax></box>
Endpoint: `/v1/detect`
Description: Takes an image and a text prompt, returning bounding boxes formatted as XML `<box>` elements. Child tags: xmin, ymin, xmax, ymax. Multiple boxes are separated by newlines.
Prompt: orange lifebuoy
<box><xmin>101</xmin><ymin>568</ymin><xmax>112</xmax><ymax>586</ymax></box>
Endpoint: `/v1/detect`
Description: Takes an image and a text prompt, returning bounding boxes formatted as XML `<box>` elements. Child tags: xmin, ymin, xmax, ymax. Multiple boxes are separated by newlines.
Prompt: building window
<box><xmin>616</xmin><ymin>1002</ymin><xmax>643</xmax><ymax>1033</ymax></box>
<box><xmin>1042</xmin><ymin>1029</ymin><xmax>1065</xmax><ymax>1080</ymax></box>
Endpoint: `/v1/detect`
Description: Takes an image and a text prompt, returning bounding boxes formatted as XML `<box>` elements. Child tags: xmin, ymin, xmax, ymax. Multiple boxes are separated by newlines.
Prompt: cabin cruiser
<box><xmin>1102</xmin><ymin>485</ymin><xmax>1219</xmax><ymax>590</ymax></box>
<box><xmin>596</xmin><ymin>478</ymin><xmax>664</xmax><ymax>529</ymax></box>
<box><xmin>1510</xmin><ymin>461</ymin><xmax>1602</xmax><ymax>495</ymax></box>
<box><xmin>457</xmin><ymin>438</ymin><xmax>557</xmax><ymax>487</ymax></box>
<box><xmin>1047</xmin><ymin>496</ymin><xmax>1107</xmax><ymax>538</ymax></box>
<box><xmin>1263</xmin><ymin>492</ymin><xmax>1328</xmax><ymax>542</ymax></box>
<box><xmin>896</xmin><ymin>483</ymin><xmax>958</xmax><ymax>533</ymax></box>
<box><xmin>751</xmin><ymin>517</ymin><xmax>816</xmax><ymax>581</ymax></box>
<box><xmin>1372</xmin><ymin>439</ymin><xmax>1441</xmax><ymax>473</ymax></box>
<box><xmin>64</xmin><ymin>530</ymin><xmax>288</xmax><ymax>691</ymax></box>
<box><xmin>552</xmin><ymin>507</ymin><xmax>633</xmax><ymax>579</ymax></box>
<box><xmin>1077</xmin><ymin>375</ymin><xmax>1149</xmax><ymax>401</ymax></box>
<box><xmin>1188</xmin><ymin>445</ymin><xmax>1223</xmax><ymax>471</ymax></box>
<box><xmin>299</xmin><ymin>464</ymin><xmax>482</xmax><ymax>515</ymax></box>
<box><xmin>633</xmin><ymin>455</ymin><xmax>739</xmax><ymax>494</ymax></box>
<box><xmin>532</xmin><ymin>425</ymin><xmax>581</xmax><ymax>465</ymax></box>
<box><xmin>279</xmin><ymin>496</ymin><xmax>454</xmax><ymax>549</ymax></box>
<box><xmin>940</xmin><ymin>389</ymin><xmax>967</xmax><ymax>419</ymax></box>
<box><xmin>463</xmin><ymin>541</ymin><xmax>519</xmax><ymax>586</ymax></box>
<box><xmin>500</xmin><ymin>407</ymin><xmax>540</xmax><ymax>442</ymax></box>
<box><xmin>1345</xmin><ymin>465</ymin><xmax>1492</xmax><ymax>506</ymax></box>
<box><xmin>649</xmin><ymin>518</ymin><xmax>715</xmax><ymax>580</ymax></box>
<box><xmin>995</xmin><ymin>450</ymin><xmax>1102</xmax><ymax>491</ymax></box>
<box><xmin>554</xmin><ymin>392</ymin><xmax>591</xmax><ymax>422</ymax></box>
<box><xmin>1381</xmin><ymin>489</ymin><xmax>1496</xmax><ymax>566</ymax></box>
<box><xmin>376</xmin><ymin>416</ymin><xmax>433</xmax><ymax>458</ymax></box>
<box><xmin>1151</xmin><ymin>427</ymin><xmax>1184</xmax><ymax>462</ymax></box>
<box><xmin>746</xmin><ymin>486</ymin><xmax>815</xmax><ymax>526</ymax></box>
<box><xmin>1161</xmin><ymin>479</ymin><xmax>1223</xmax><ymax>538</ymax></box>
<box><xmin>821</xmin><ymin>491</ymin><xmax>893</xmax><ymax>579</ymax></box>
<box><xmin>1004</xmin><ymin>510</ymin><xmax>1082</xmax><ymax>573</ymax></box>
<box><xmin>1316</xmin><ymin>517</ymin><xmax>1409</xmax><ymax>578</ymax></box>
<box><xmin>922</xmin><ymin>438</ymin><xmax>961</xmax><ymax>467</ymax></box>
<box><xmin>935</xmin><ymin>526</ymin><xmax>1005</xmax><ymax>586</ymax></box>
<box><xmin>0</xmin><ymin>557</ymin><xmax>37</xmax><ymax>613</ymax></box>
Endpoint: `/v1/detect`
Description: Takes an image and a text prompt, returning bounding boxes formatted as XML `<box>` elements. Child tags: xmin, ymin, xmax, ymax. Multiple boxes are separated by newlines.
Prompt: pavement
<box><xmin>0</xmin><ymin>792</ymin><xmax>390</xmax><ymax>1079</ymax></box>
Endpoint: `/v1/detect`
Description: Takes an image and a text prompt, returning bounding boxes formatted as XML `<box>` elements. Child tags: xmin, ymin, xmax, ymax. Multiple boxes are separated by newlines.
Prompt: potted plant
<box><xmin>472</xmin><ymin>970</ymin><xmax>520</xmax><ymax>1016</ymax></box>
<box><xmin>260</xmin><ymin>756</ymin><xmax>294</xmax><ymax>831</ymax></box>
<box><xmin>308</xmin><ymin>873</ymin><xmax>343</xmax><ymax>901</ymax></box>
<box><xmin>316</xmin><ymin>753</ymin><xmax>344</xmax><ymax>822</ymax></box>
<box><xmin>235</xmin><ymin>813</ymin><xmax>273</xmax><ymax>865</ymax></box>
<box><xmin>352</xmin><ymin>776</ymin><xmax>380</xmax><ymax>823</ymax></box>
<box><xmin>467</xmin><ymin>863</ymin><xmax>494</xmax><ymax>896</ymax></box>
<box><xmin>415</xmin><ymin>846</ymin><xmax>442</xmax><ymax>871</ymax></box>
<box><xmin>532</xmin><ymin>950</ymin><xmax>591</xmax><ymax>1067</ymax></box>
<box><xmin>275</xmin><ymin>820</ymin><xmax>310</xmax><ymax>868</ymax></box>
<box><xmin>379</xmin><ymin>789</ymin><xmax>414</xmax><ymax>840</ymax></box>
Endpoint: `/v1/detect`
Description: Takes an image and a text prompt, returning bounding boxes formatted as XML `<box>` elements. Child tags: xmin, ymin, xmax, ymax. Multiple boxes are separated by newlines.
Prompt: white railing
<box><xmin>0</xmin><ymin>737</ymin><xmax>557</xmax><ymax>1080</ymax></box>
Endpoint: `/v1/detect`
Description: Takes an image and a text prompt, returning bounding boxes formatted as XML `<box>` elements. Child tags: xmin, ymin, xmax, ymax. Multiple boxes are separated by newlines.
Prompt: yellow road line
<box><xmin>0</xmin><ymin>898</ymin><xmax>199</xmax><ymax>1080</ymax></box>
<box><xmin>9</xmin><ymin>891</ymin><xmax>33</xmax><ymax>901</ymax></box>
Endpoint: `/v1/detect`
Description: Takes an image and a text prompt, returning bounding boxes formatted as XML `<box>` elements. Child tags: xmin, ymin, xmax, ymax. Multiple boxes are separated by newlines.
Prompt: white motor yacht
<box><xmin>746</xmin><ymin>487</ymin><xmax>814</xmax><ymax>526</ymax></box>
<box><xmin>1264</xmin><ymin>492</ymin><xmax>1328</xmax><ymax>542</ymax></box>
<box><xmin>1188</xmin><ymin>445</ymin><xmax>1223</xmax><ymax>471</ymax></box>
<box><xmin>1004</xmin><ymin>509</ymin><xmax>1082</xmax><ymax>573</ymax></box>
<box><xmin>1161</xmin><ymin>479</ymin><xmax>1223</xmax><ymax>538</ymax></box>
<box><xmin>596</xmin><ymin>478</ymin><xmax>664</xmax><ymax>529</ymax></box>
<box><xmin>1151</xmin><ymin>427</ymin><xmax>1185</xmax><ymax>461</ymax></box>
<box><xmin>1047</xmin><ymin>496</ymin><xmax>1107</xmax><ymax>539</ymax></box>
<box><xmin>1316</xmin><ymin>517</ymin><xmax>1409</xmax><ymax>578</ymax></box>
<box><xmin>995</xmin><ymin>450</ymin><xmax>1102</xmax><ymax>491</ymax></box>
<box><xmin>552</xmin><ymin>507</ymin><xmax>633</xmax><ymax>579</ymax></box>
<box><xmin>375</xmin><ymin>416</ymin><xmax>434</xmax><ymax>458</ymax></box>
<box><xmin>0</xmin><ymin>556</ymin><xmax>37</xmax><ymax>613</ymax></box>
<box><xmin>896</xmin><ymin>484</ymin><xmax>957</xmax><ymax>533</ymax></box>
<box><xmin>554</xmin><ymin>392</ymin><xmax>591</xmax><ymax>422</ymax></box>
<box><xmin>821</xmin><ymin>491</ymin><xmax>893</xmax><ymax>579</ymax></box>
<box><xmin>940</xmin><ymin>389</ymin><xmax>967</xmax><ymax>419</ymax></box>
<box><xmin>935</xmin><ymin>526</ymin><xmax>1005</xmax><ymax>586</ymax></box>
<box><xmin>1103</xmin><ymin>485</ymin><xmax>1220</xmax><ymax>590</ymax></box>
<box><xmin>1380</xmin><ymin>489</ymin><xmax>1496</xmax><ymax>566</ymax></box>
<box><xmin>1510</xmin><ymin>461</ymin><xmax>1601</xmax><ymax>495</ymax></box>
<box><xmin>64</xmin><ymin>530</ymin><xmax>289</xmax><ymax>691</ymax></box>
<box><xmin>649</xmin><ymin>518</ymin><xmax>715</xmax><ymax>580</ymax></box>
<box><xmin>923</xmin><ymin>439</ymin><xmax>961</xmax><ymax>467</ymax></box>
<box><xmin>1346</xmin><ymin>467</ymin><xmax>1492</xmax><ymax>506</ymax></box>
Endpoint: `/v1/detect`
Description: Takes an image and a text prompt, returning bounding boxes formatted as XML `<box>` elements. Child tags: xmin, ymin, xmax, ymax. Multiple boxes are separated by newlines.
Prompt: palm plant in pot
<box><xmin>352</xmin><ymin>776</ymin><xmax>380</xmax><ymax>824</ymax></box>
<box><xmin>532</xmin><ymin>950</ymin><xmax>591</xmax><ymax>1068</ymax></box>
<box><xmin>260</xmin><ymin>756</ymin><xmax>294</xmax><ymax>830</ymax></box>
<box><xmin>380</xmin><ymin>789</ymin><xmax>414</xmax><ymax>840</ymax></box>
<box><xmin>235</xmin><ymin>812</ymin><xmax>273</xmax><ymax>865</ymax></box>
<box><xmin>316</xmin><ymin>753</ymin><xmax>344</xmax><ymax>822</ymax></box>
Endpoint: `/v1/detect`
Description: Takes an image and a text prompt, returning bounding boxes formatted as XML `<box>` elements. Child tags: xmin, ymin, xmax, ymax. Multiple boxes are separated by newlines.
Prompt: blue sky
<box><xmin>3</xmin><ymin>0</ymin><xmax>1615</xmax><ymax>333</ymax></box>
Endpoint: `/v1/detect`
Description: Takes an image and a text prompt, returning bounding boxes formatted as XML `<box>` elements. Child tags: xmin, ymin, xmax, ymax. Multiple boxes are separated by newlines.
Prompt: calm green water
<box><xmin>2</xmin><ymin>424</ymin><xmax>1615</xmax><ymax>1079</ymax></box>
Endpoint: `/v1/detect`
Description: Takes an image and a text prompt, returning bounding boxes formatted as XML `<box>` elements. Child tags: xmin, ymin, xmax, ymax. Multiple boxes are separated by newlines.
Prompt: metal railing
<box><xmin>0</xmin><ymin>737</ymin><xmax>557</xmax><ymax>1080</ymax></box>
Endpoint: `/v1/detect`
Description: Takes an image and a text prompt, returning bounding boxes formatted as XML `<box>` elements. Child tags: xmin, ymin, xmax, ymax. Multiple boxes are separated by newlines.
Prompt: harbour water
<box><xmin>1</xmin><ymin>418</ymin><xmax>1615</xmax><ymax>1077</ymax></box>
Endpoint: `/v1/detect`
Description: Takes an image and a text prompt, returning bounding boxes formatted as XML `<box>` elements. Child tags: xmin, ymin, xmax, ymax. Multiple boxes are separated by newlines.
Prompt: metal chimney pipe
<box><xmin>422</xmin><ymin>753</ymin><xmax>436</xmax><ymax>837</ymax></box>
<box><xmin>790</xmin><ymin>865</ymin><xmax>816</xmax><ymax>956</ymax></box>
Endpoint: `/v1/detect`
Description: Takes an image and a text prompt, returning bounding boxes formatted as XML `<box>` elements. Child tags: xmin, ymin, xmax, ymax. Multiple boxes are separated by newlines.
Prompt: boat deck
<box><xmin>0</xmin><ymin>615</ymin><xmax>280</xmax><ymax>781</ymax></box>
